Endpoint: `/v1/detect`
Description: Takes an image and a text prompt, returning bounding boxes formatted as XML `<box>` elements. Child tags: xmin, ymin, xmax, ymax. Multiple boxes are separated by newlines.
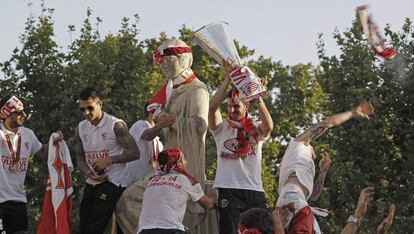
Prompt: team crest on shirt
<box><xmin>83</xmin><ymin>135</ymin><xmax>88</xmax><ymax>142</ymax></box>
<box><xmin>101</xmin><ymin>133</ymin><xmax>108</xmax><ymax>141</ymax></box>
<box><xmin>24</xmin><ymin>142</ymin><xmax>29</xmax><ymax>151</ymax></box>
<box><xmin>223</xmin><ymin>138</ymin><xmax>238</xmax><ymax>152</ymax></box>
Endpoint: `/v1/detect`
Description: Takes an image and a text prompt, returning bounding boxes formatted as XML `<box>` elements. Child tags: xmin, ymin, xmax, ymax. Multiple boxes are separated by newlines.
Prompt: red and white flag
<box><xmin>357</xmin><ymin>5</ymin><xmax>397</xmax><ymax>60</ymax></box>
<box><xmin>37</xmin><ymin>133</ymin><xmax>73</xmax><ymax>234</ymax></box>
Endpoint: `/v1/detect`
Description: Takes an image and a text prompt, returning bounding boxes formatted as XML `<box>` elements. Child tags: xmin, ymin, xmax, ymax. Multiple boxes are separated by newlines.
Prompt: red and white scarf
<box><xmin>357</xmin><ymin>5</ymin><xmax>397</xmax><ymax>60</ymax></box>
<box><xmin>156</xmin><ymin>148</ymin><xmax>197</xmax><ymax>185</ymax></box>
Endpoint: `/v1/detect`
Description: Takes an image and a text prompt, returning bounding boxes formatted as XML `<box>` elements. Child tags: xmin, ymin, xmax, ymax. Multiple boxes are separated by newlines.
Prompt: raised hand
<box><xmin>376</xmin><ymin>203</ymin><xmax>396</xmax><ymax>234</ymax></box>
<box><xmin>319</xmin><ymin>151</ymin><xmax>332</xmax><ymax>172</ymax></box>
<box><xmin>353</xmin><ymin>101</ymin><xmax>374</xmax><ymax>119</ymax></box>
<box><xmin>354</xmin><ymin>187</ymin><xmax>375</xmax><ymax>220</ymax></box>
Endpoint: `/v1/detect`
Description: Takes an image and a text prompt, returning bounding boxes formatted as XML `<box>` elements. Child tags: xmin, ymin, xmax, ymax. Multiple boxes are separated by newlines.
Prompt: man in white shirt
<box><xmin>0</xmin><ymin>94</ymin><xmax>50</xmax><ymax>234</ymax></box>
<box><xmin>276</xmin><ymin>102</ymin><xmax>374</xmax><ymax>233</ymax></box>
<box><xmin>74</xmin><ymin>87</ymin><xmax>139</xmax><ymax>234</ymax></box>
<box><xmin>138</xmin><ymin>148</ymin><xmax>215</xmax><ymax>234</ymax></box>
<box><xmin>123</xmin><ymin>102</ymin><xmax>164</xmax><ymax>186</ymax></box>
<box><xmin>208</xmin><ymin>70</ymin><xmax>273</xmax><ymax>234</ymax></box>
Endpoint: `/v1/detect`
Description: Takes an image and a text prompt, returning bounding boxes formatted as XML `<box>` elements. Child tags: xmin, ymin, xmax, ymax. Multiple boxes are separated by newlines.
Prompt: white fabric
<box><xmin>210</xmin><ymin>120</ymin><xmax>264</xmax><ymax>192</ymax></box>
<box><xmin>278</xmin><ymin>140</ymin><xmax>315</xmax><ymax>199</ymax></box>
<box><xmin>78</xmin><ymin>112</ymin><xmax>126</xmax><ymax>186</ymax></box>
<box><xmin>138</xmin><ymin>172</ymin><xmax>204</xmax><ymax>232</ymax></box>
<box><xmin>123</xmin><ymin>120</ymin><xmax>163</xmax><ymax>186</ymax></box>
<box><xmin>47</xmin><ymin>133</ymin><xmax>73</xmax><ymax>214</ymax></box>
<box><xmin>0</xmin><ymin>123</ymin><xmax>42</xmax><ymax>203</ymax></box>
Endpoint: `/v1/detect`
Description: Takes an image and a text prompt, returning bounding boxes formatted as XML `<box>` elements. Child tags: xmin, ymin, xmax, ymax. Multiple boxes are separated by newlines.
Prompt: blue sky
<box><xmin>1</xmin><ymin>0</ymin><xmax>413</xmax><ymax>65</ymax></box>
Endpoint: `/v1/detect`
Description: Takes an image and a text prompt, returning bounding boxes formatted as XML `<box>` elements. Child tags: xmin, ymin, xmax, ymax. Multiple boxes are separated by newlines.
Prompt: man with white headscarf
<box><xmin>0</xmin><ymin>94</ymin><xmax>52</xmax><ymax>233</ymax></box>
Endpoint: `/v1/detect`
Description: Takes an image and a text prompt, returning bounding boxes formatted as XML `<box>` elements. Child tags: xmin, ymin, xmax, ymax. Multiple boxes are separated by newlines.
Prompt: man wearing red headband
<box><xmin>138</xmin><ymin>148</ymin><xmax>215</xmax><ymax>234</ymax></box>
<box><xmin>276</xmin><ymin>102</ymin><xmax>374</xmax><ymax>234</ymax></box>
<box><xmin>209</xmin><ymin>68</ymin><xmax>273</xmax><ymax>234</ymax></box>
<box><xmin>148</xmin><ymin>39</ymin><xmax>211</xmax><ymax>232</ymax></box>
<box><xmin>0</xmin><ymin>94</ymin><xmax>50</xmax><ymax>233</ymax></box>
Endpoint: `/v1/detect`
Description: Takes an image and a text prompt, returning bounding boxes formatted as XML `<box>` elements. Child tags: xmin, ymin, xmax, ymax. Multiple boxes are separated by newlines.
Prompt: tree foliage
<box><xmin>0</xmin><ymin>4</ymin><xmax>412</xmax><ymax>233</ymax></box>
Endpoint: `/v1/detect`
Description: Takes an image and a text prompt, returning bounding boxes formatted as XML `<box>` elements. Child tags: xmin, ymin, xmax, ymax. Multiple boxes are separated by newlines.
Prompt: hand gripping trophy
<box><xmin>192</xmin><ymin>22</ymin><xmax>267</xmax><ymax>101</ymax></box>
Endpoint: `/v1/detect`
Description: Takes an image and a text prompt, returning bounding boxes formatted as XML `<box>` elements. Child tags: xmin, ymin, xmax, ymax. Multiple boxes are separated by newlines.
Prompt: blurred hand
<box><xmin>53</xmin><ymin>130</ymin><xmax>64</xmax><ymax>144</ymax></box>
<box><xmin>93</xmin><ymin>157</ymin><xmax>112</xmax><ymax>171</ymax></box>
<box><xmin>354</xmin><ymin>187</ymin><xmax>375</xmax><ymax>220</ymax></box>
<box><xmin>155</xmin><ymin>112</ymin><xmax>177</xmax><ymax>128</ymax></box>
<box><xmin>376</xmin><ymin>203</ymin><xmax>396</xmax><ymax>234</ymax></box>
<box><xmin>353</xmin><ymin>101</ymin><xmax>374</xmax><ymax>119</ymax></box>
<box><xmin>261</xmin><ymin>75</ymin><xmax>269</xmax><ymax>89</ymax></box>
<box><xmin>319</xmin><ymin>152</ymin><xmax>332</xmax><ymax>172</ymax></box>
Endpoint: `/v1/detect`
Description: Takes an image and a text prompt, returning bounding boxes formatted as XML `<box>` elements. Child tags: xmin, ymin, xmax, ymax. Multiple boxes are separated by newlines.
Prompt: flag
<box><xmin>357</xmin><ymin>5</ymin><xmax>397</xmax><ymax>60</ymax></box>
<box><xmin>37</xmin><ymin>133</ymin><xmax>73</xmax><ymax>234</ymax></box>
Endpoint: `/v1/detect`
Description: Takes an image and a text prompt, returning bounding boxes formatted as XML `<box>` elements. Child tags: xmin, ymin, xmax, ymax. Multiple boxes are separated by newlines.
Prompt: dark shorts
<box><xmin>0</xmin><ymin>201</ymin><xmax>28</xmax><ymax>233</ymax></box>
<box><xmin>139</xmin><ymin>229</ymin><xmax>186</xmax><ymax>234</ymax></box>
<box><xmin>217</xmin><ymin>188</ymin><xmax>267</xmax><ymax>234</ymax></box>
<box><xmin>79</xmin><ymin>181</ymin><xmax>124</xmax><ymax>234</ymax></box>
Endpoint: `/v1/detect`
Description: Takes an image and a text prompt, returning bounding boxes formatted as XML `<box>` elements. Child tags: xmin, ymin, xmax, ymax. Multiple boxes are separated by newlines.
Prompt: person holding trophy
<box><xmin>194</xmin><ymin>21</ymin><xmax>273</xmax><ymax>234</ymax></box>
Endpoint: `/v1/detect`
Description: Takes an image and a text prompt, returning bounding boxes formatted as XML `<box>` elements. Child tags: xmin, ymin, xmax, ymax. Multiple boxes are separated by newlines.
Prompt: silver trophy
<box><xmin>192</xmin><ymin>22</ymin><xmax>267</xmax><ymax>101</ymax></box>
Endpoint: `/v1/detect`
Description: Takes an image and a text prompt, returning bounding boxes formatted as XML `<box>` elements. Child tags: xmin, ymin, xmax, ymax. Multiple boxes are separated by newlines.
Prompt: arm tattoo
<box><xmin>111</xmin><ymin>121</ymin><xmax>140</xmax><ymax>163</ymax></box>
<box><xmin>307</xmin><ymin>124</ymin><xmax>328</xmax><ymax>142</ymax></box>
<box><xmin>74</xmin><ymin>127</ymin><xmax>90</xmax><ymax>174</ymax></box>
<box><xmin>310</xmin><ymin>170</ymin><xmax>327</xmax><ymax>201</ymax></box>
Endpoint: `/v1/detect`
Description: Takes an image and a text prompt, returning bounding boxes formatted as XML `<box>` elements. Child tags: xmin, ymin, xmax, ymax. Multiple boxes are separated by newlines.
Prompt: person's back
<box><xmin>138</xmin><ymin>172</ymin><xmax>204</xmax><ymax>232</ymax></box>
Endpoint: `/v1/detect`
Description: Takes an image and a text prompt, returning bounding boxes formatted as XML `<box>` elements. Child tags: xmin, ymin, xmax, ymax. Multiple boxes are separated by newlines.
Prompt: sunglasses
<box><xmin>79</xmin><ymin>106</ymin><xmax>94</xmax><ymax>113</ymax></box>
<box><xmin>12</xmin><ymin>110</ymin><xmax>25</xmax><ymax>116</ymax></box>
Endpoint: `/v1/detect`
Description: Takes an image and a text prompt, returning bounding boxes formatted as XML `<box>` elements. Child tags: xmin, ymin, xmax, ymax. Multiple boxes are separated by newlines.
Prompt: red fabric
<box><xmin>156</xmin><ymin>148</ymin><xmax>198</xmax><ymax>185</ymax></box>
<box><xmin>153</xmin><ymin>46</ymin><xmax>192</xmax><ymax>65</ymax></box>
<box><xmin>148</xmin><ymin>74</ymin><xmax>197</xmax><ymax>111</ymax></box>
<box><xmin>228</xmin><ymin>118</ymin><xmax>259</xmax><ymax>157</ymax></box>
<box><xmin>238</xmin><ymin>223</ymin><xmax>262</xmax><ymax>234</ymax></box>
<box><xmin>286</xmin><ymin>206</ymin><xmax>314</xmax><ymax>234</ymax></box>
<box><xmin>36</xmin><ymin>144</ymin><xmax>73</xmax><ymax>234</ymax></box>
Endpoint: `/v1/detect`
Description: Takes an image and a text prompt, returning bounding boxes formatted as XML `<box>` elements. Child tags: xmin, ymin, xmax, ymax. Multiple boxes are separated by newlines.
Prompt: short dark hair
<box><xmin>239</xmin><ymin>208</ymin><xmax>275</xmax><ymax>234</ymax></box>
<box><xmin>143</xmin><ymin>101</ymin><xmax>150</xmax><ymax>119</ymax></box>
<box><xmin>0</xmin><ymin>94</ymin><xmax>13</xmax><ymax>107</ymax></box>
<box><xmin>79</xmin><ymin>87</ymin><xmax>100</xmax><ymax>100</ymax></box>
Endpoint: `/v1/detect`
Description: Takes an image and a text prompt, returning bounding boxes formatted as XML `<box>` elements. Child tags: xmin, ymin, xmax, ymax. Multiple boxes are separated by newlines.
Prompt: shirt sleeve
<box><xmin>185</xmin><ymin>182</ymin><xmax>205</xmax><ymax>202</ymax></box>
<box><xmin>129</xmin><ymin>121</ymin><xmax>148</xmax><ymax>144</ymax></box>
<box><xmin>209</xmin><ymin>122</ymin><xmax>224</xmax><ymax>140</ymax></box>
<box><xmin>30</xmin><ymin>131</ymin><xmax>43</xmax><ymax>155</ymax></box>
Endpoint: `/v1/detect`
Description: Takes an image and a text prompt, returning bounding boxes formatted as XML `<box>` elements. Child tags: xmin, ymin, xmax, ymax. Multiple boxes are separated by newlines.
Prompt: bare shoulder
<box><xmin>113</xmin><ymin>121</ymin><xmax>128</xmax><ymax>134</ymax></box>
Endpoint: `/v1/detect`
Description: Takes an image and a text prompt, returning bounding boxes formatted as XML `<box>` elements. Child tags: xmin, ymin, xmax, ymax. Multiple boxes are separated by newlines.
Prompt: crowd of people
<box><xmin>0</xmin><ymin>38</ymin><xmax>396</xmax><ymax>234</ymax></box>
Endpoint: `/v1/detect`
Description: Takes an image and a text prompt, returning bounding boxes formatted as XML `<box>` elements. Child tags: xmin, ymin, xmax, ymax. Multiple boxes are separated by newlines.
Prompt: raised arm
<box><xmin>93</xmin><ymin>121</ymin><xmax>140</xmax><ymax>170</ymax></box>
<box><xmin>309</xmin><ymin>152</ymin><xmax>331</xmax><ymax>201</ymax></box>
<box><xmin>256</xmin><ymin>77</ymin><xmax>273</xmax><ymax>138</ymax></box>
<box><xmin>295</xmin><ymin>102</ymin><xmax>374</xmax><ymax>144</ymax></box>
<box><xmin>209</xmin><ymin>75</ymin><xmax>231</xmax><ymax>130</ymax></box>
<box><xmin>341</xmin><ymin>187</ymin><xmax>375</xmax><ymax>234</ymax></box>
<box><xmin>141</xmin><ymin>113</ymin><xmax>176</xmax><ymax>141</ymax></box>
<box><xmin>376</xmin><ymin>203</ymin><xmax>396</xmax><ymax>234</ymax></box>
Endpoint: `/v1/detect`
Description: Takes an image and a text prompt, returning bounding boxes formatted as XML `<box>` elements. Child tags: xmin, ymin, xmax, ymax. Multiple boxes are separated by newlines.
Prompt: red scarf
<box><xmin>148</xmin><ymin>75</ymin><xmax>196</xmax><ymax>111</ymax></box>
<box><xmin>228</xmin><ymin>118</ymin><xmax>259</xmax><ymax>157</ymax></box>
<box><xmin>157</xmin><ymin>148</ymin><xmax>197</xmax><ymax>185</ymax></box>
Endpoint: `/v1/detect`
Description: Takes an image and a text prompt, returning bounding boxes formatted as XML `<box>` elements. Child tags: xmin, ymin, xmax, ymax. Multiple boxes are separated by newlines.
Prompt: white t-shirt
<box><xmin>138</xmin><ymin>172</ymin><xmax>204</xmax><ymax>232</ymax></box>
<box><xmin>278</xmin><ymin>140</ymin><xmax>315</xmax><ymax>200</ymax></box>
<box><xmin>78</xmin><ymin>112</ymin><xmax>126</xmax><ymax>186</ymax></box>
<box><xmin>210</xmin><ymin>120</ymin><xmax>265</xmax><ymax>192</ymax></box>
<box><xmin>0</xmin><ymin>124</ymin><xmax>42</xmax><ymax>203</ymax></box>
<box><xmin>123</xmin><ymin>120</ymin><xmax>163</xmax><ymax>186</ymax></box>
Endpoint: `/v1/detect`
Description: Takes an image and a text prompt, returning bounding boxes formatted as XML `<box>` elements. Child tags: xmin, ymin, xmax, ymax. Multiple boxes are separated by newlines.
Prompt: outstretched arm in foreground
<box><xmin>295</xmin><ymin>102</ymin><xmax>374</xmax><ymax>144</ymax></box>
<box><xmin>341</xmin><ymin>187</ymin><xmax>375</xmax><ymax>234</ymax></box>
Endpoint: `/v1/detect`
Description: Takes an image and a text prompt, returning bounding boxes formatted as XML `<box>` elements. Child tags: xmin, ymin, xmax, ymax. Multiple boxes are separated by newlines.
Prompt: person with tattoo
<box><xmin>74</xmin><ymin>87</ymin><xmax>139</xmax><ymax>234</ymax></box>
<box><xmin>276</xmin><ymin>102</ymin><xmax>374</xmax><ymax>234</ymax></box>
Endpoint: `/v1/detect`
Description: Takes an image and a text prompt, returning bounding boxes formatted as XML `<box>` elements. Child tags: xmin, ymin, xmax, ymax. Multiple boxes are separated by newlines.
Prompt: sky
<box><xmin>1</xmin><ymin>0</ymin><xmax>413</xmax><ymax>66</ymax></box>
